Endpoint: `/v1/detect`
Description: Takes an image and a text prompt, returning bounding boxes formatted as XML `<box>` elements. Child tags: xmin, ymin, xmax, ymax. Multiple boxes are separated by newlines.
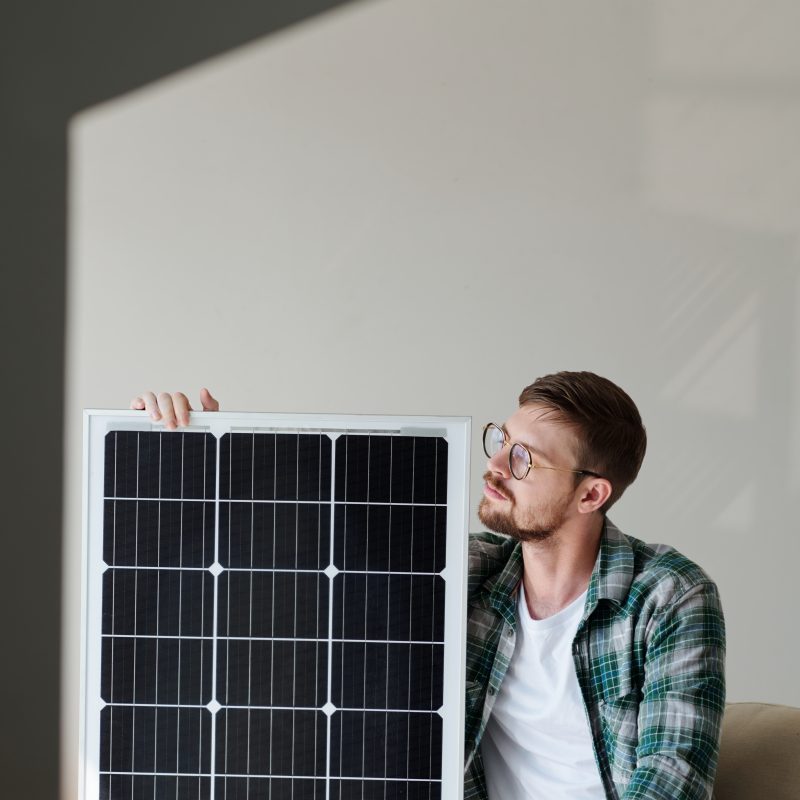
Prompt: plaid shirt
<box><xmin>464</xmin><ymin>520</ymin><xmax>726</xmax><ymax>800</ymax></box>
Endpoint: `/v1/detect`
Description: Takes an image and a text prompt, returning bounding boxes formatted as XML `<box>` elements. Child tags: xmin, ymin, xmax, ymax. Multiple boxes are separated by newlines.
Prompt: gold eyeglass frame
<box><xmin>482</xmin><ymin>422</ymin><xmax>603</xmax><ymax>481</ymax></box>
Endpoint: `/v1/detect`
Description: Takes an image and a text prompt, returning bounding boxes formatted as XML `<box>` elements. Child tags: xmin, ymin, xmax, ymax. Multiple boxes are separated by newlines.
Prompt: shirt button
<box><xmin>488</xmin><ymin>687</ymin><xmax>496</xmax><ymax>696</ymax></box>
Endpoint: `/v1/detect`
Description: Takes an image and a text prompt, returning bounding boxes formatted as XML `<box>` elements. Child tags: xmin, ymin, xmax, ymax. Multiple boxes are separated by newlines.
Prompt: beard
<box><xmin>478</xmin><ymin>471</ymin><xmax>572</xmax><ymax>543</ymax></box>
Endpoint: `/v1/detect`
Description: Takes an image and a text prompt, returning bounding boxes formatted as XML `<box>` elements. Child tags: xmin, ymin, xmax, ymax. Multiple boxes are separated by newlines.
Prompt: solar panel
<box><xmin>81</xmin><ymin>412</ymin><xmax>469</xmax><ymax>800</ymax></box>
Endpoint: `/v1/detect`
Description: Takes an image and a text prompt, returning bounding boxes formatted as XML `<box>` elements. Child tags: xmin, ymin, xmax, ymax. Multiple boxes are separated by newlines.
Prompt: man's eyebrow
<box><xmin>500</xmin><ymin>423</ymin><xmax>552</xmax><ymax>462</ymax></box>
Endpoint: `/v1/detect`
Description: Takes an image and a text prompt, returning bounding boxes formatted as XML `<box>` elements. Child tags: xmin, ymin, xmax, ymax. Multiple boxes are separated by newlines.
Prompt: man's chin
<box><xmin>477</xmin><ymin>498</ymin><xmax>555</xmax><ymax>543</ymax></box>
<box><xmin>477</xmin><ymin>497</ymin><xmax>505</xmax><ymax>531</ymax></box>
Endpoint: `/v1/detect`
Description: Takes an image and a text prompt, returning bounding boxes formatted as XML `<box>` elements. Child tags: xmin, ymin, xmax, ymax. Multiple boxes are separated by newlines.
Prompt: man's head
<box><xmin>517</xmin><ymin>371</ymin><xmax>647</xmax><ymax>510</ymax></box>
<box><xmin>478</xmin><ymin>371</ymin><xmax>646</xmax><ymax>542</ymax></box>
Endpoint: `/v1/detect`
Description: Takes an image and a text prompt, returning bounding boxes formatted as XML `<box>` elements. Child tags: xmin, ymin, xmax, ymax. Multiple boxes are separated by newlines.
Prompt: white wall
<box><xmin>66</xmin><ymin>0</ymin><xmax>800</xmax><ymax>794</ymax></box>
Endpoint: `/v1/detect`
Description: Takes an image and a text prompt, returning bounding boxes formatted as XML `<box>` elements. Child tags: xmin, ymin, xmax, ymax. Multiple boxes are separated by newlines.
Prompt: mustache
<box><xmin>483</xmin><ymin>471</ymin><xmax>510</xmax><ymax>499</ymax></box>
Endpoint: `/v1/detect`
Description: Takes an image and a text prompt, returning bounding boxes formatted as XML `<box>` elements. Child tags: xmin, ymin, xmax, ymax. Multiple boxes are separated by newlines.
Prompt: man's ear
<box><xmin>577</xmin><ymin>477</ymin><xmax>613</xmax><ymax>514</ymax></box>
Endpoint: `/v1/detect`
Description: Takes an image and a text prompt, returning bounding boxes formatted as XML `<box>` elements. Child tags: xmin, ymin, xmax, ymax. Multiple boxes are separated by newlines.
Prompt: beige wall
<box><xmin>66</xmin><ymin>0</ymin><xmax>800</xmax><ymax>794</ymax></box>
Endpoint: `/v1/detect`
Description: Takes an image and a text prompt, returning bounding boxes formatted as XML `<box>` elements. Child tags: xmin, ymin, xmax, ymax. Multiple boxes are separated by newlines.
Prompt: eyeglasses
<box><xmin>482</xmin><ymin>422</ymin><xmax>602</xmax><ymax>481</ymax></box>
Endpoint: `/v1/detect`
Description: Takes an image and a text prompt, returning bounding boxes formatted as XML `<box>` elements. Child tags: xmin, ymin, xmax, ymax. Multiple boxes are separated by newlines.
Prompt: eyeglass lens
<box><xmin>509</xmin><ymin>444</ymin><xmax>531</xmax><ymax>480</ymax></box>
<box><xmin>484</xmin><ymin>424</ymin><xmax>504</xmax><ymax>456</ymax></box>
<box><xmin>484</xmin><ymin>424</ymin><xmax>531</xmax><ymax>480</ymax></box>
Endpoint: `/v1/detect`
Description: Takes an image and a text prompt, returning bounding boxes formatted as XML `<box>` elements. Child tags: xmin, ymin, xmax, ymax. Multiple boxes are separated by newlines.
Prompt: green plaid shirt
<box><xmin>464</xmin><ymin>520</ymin><xmax>726</xmax><ymax>800</ymax></box>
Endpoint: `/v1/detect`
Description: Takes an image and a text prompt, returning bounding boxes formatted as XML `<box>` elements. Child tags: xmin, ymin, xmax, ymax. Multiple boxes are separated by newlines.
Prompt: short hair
<box><xmin>518</xmin><ymin>371</ymin><xmax>646</xmax><ymax>512</ymax></box>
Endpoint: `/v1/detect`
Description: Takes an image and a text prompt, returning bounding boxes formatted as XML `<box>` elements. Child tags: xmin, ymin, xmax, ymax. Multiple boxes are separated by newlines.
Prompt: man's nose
<box><xmin>487</xmin><ymin>447</ymin><xmax>511</xmax><ymax>478</ymax></box>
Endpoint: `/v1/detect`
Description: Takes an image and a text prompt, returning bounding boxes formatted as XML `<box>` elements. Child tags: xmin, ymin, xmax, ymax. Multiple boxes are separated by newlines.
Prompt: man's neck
<box><xmin>520</xmin><ymin>515</ymin><xmax>604</xmax><ymax>620</ymax></box>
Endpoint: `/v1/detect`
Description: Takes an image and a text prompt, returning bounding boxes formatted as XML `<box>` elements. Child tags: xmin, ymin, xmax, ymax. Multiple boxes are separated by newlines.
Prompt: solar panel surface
<box><xmin>83</xmin><ymin>413</ymin><xmax>468</xmax><ymax>800</ymax></box>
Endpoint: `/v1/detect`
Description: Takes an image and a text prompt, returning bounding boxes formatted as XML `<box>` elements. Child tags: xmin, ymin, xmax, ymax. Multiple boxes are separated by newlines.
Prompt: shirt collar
<box><xmin>484</xmin><ymin>518</ymin><xmax>634</xmax><ymax>626</ymax></box>
<box><xmin>585</xmin><ymin>517</ymin><xmax>634</xmax><ymax>611</ymax></box>
<box><xmin>487</xmin><ymin>541</ymin><xmax>524</xmax><ymax>626</ymax></box>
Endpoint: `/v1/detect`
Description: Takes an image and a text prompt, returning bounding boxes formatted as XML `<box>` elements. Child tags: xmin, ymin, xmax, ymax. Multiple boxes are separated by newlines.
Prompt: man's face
<box><xmin>478</xmin><ymin>403</ymin><xmax>582</xmax><ymax>543</ymax></box>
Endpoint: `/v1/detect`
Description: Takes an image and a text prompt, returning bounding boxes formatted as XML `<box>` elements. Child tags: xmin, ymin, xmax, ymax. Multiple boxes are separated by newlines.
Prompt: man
<box><xmin>465</xmin><ymin>372</ymin><xmax>725</xmax><ymax>800</ymax></box>
<box><xmin>132</xmin><ymin>372</ymin><xmax>725</xmax><ymax>799</ymax></box>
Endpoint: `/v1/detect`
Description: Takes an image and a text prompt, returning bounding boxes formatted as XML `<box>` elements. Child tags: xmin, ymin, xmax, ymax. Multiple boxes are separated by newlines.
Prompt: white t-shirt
<box><xmin>481</xmin><ymin>584</ymin><xmax>605</xmax><ymax>800</ymax></box>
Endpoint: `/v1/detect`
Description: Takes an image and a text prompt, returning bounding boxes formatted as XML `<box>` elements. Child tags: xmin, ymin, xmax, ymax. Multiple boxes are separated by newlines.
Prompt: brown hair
<box><xmin>518</xmin><ymin>371</ymin><xmax>646</xmax><ymax>512</ymax></box>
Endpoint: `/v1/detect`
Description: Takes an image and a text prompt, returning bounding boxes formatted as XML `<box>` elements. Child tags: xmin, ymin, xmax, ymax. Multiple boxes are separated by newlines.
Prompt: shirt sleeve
<box><xmin>621</xmin><ymin>580</ymin><xmax>726</xmax><ymax>800</ymax></box>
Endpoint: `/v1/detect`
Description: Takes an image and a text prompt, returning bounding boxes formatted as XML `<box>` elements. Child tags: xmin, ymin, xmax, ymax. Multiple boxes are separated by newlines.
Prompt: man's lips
<box><xmin>483</xmin><ymin>481</ymin><xmax>509</xmax><ymax>501</ymax></box>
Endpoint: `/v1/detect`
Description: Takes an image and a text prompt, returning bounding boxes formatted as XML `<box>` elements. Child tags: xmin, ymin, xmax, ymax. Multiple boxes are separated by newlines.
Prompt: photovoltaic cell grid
<box><xmin>98</xmin><ymin>428</ymin><xmax>449</xmax><ymax>800</ymax></box>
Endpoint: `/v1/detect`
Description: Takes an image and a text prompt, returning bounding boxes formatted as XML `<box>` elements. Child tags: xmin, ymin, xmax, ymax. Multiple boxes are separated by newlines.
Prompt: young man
<box><xmin>465</xmin><ymin>372</ymin><xmax>725</xmax><ymax>800</ymax></box>
<box><xmin>132</xmin><ymin>372</ymin><xmax>725</xmax><ymax>799</ymax></box>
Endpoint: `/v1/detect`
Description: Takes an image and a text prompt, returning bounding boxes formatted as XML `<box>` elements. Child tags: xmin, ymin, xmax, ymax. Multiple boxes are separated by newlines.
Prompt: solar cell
<box><xmin>82</xmin><ymin>412</ymin><xmax>468</xmax><ymax>800</ymax></box>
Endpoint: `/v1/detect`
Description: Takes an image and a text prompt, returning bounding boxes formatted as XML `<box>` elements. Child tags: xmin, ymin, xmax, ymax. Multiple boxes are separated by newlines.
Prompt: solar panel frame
<box><xmin>81</xmin><ymin>410</ymin><xmax>470</xmax><ymax>800</ymax></box>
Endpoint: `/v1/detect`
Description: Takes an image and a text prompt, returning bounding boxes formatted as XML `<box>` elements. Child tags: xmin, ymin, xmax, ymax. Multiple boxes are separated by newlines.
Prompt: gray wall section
<box><xmin>0</xmin><ymin>2</ymin><xmax>357</xmax><ymax>798</ymax></box>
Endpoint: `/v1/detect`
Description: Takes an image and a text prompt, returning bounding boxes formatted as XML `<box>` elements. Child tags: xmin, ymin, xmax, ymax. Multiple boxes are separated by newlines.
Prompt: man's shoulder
<box><xmin>607</xmin><ymin>522</ymin><xmax>721</xmax><ymax>611</ymax></box>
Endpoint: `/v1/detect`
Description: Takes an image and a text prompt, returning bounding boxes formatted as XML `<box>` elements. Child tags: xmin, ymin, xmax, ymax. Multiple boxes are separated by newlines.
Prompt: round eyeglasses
<box><xmin>482</xmin><ymin>422</ymin><xmax>602</xmax><ymax>481</ymax></box>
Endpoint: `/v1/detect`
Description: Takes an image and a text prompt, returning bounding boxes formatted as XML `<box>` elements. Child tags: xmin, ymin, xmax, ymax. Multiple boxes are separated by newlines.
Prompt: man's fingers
<box><xmin>200</xmin><ymin>387</ymin><xmax>220</xmax><ymax>412</ymax></box>
<box><xmin>131</xmin><ymin>391</ymin><xmax>161</xmax><ymax>420</ymax></box>
<box><xmin>157</xmin><ymin>392</ymin><xmax>178</xmax><ymax>430</ymax></box>
<box><xmin>172</xmin><ymin>392</ymin><xmax>192</xmax><ymax>427</ymax></box>
<box><xmin>131</xmin><ymin>389</ymin><xmax>217</xmax><ymax>427</ymax></box>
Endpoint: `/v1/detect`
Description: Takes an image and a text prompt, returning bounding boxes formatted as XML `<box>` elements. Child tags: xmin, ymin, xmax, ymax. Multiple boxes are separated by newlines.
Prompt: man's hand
<box><xmin>129</xmin><ymin>388</ymin><xmax>219</xmax><ymax>430</ymax></box>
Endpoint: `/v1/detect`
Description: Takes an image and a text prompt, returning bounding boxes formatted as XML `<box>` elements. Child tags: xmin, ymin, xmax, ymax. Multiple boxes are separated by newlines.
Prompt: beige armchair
<box><xmin>714</xmin><ymin>703</ymin><xmax>800</xmax><ymax>799</ymax></box>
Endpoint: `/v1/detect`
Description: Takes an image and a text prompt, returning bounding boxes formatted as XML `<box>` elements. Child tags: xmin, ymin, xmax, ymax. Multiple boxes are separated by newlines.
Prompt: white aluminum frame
<box><xmin>80</xmin><ymin>409</ymin><xmax>470</xmax><ymax>800</ymax></box>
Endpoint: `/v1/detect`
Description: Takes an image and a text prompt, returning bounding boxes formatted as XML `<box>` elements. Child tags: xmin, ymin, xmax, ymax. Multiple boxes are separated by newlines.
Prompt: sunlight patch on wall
<box><xmin>662</xmin><ymin>294</ymin><xmax>758</xmax><ymax>418</ymax></box>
